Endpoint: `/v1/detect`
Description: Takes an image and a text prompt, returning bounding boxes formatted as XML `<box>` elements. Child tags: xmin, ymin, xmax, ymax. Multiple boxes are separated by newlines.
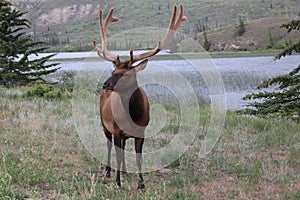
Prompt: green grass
<box><xmin>0</xmin><ymin>88</ymin><xmax>299</xmax><ymax>199</ymax></box>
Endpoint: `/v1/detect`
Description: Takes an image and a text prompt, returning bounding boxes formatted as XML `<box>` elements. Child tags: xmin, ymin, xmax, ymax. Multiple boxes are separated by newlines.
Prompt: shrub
<box><xmin>22</xmin><ymin>83</ymin><xmax>69</xmax><ymax>100</ymax></box>
<box><xmin>57</xmin><ymin>71</ymin><xmax>77</xmax><ymax>93</ymax></box>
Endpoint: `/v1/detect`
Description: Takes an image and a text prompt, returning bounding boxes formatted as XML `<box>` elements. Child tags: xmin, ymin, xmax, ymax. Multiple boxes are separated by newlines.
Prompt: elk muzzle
<box><xmin>102</xmin><ymin>82</ymin><xmax>112</xmax><ymax>90</ymax></box>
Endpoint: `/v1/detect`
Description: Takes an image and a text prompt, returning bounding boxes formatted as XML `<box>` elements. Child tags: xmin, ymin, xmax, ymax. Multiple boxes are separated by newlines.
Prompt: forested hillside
<box><xmin>10</xmin><ymin>0</ymin><xmax>300</xmax><ymax>52</ymax></box>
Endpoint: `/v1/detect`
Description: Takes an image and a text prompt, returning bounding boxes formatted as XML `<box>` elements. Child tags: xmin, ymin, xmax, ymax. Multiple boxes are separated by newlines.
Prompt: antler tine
<box><xmin>130</xmin><ymin>45</ymin><xmax>134</xmax><ymax>65</ymax></box>
<box><xmin>160</xmin><ymin>4</ymin><xmax>186</xmax><ymax>48</ymax></box>
<box><xmin>174</xmin><ymin>4</ymin><xmax>187</xmax><ymax>30</ymax></box>
<box><xmin>169</xmin><ymin>5</ymin><xmax>177</xmax><ymax>30</ymax></box>
<box><xmin>94</xmin><ymin>8</ymin><xmax>119</xmax><ymax>62</ymax></box>
<box><xmin>103</xmin><ymin>8</ymin><xmax>119</xmax><ymax>32</ymax></box>
<box><xmin>130</xmin><ymin>4</ymin><xmax>186</xmax><ymax>63</ymax></box>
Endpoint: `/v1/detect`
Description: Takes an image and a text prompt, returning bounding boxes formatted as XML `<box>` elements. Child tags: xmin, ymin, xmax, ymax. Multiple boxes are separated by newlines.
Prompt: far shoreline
<box><xmin>46</xmin><ymin>49</ymin><xmax>289</xmax><ymax>62</ymax></box>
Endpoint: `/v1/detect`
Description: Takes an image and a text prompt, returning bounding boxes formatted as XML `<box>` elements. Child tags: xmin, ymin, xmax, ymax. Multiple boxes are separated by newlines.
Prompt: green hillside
<box><xmin>10</xmin><ymin>0</ymin><xmax>300</xmax><ymax>52</ymax></box>
<box><xmin>206</xmin><ymin>17</ymin><xmax>299</xmax><ymax>51</ymax></box>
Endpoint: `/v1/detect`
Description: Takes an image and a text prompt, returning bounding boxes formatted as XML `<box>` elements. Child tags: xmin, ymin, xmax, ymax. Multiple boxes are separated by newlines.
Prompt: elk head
<box><xmin>102</xmin><ymin>59</ymin><xmax>148</xmax><ymax>94</ymax></box>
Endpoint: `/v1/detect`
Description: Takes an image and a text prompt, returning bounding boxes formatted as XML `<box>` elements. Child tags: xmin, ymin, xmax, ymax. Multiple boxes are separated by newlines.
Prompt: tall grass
<box><xmin>0</xmin><ymin>87</ymin><xmax>299</xmax><ymax>199</ymax></box>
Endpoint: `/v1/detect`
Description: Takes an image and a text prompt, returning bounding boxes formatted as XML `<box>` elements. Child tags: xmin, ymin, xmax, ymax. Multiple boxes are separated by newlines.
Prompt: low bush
<box><xmin>22</xmin><ymin>83</ymin><xmax>70</xmax><ymax>100</ymax></box>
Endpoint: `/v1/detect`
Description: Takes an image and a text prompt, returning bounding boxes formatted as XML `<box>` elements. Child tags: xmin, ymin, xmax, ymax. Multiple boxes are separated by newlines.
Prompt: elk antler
<box><xmin>128</xmin><ymin>4</ymin><xmax>186</xmax><ymax>64</ymax></box>
<box><xmin>94</xmin><ymin>8</ymin><xmax>119</xmax><ymax>62</ymax></box>
<box><xmin>94</xmin><ymin>4</ymin><xmax>186</xmax><ymax>64</ymax></box>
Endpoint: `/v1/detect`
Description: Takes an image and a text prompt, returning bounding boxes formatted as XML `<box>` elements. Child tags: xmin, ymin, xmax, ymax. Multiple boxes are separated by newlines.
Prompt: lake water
<box><xmin>51</xmin><ymin>52</ymin><xmax>299</xmax><ymax>110</ymax></box>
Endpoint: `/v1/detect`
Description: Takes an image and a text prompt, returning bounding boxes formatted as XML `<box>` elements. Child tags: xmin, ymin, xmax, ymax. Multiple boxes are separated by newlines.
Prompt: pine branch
<box><xmin>280</xmin><ymin>19</ymin><xmax>300</xmax><ymax>33</ymax></box>
<box><xmin>275</xmin><ymin>41</ymin><xmax>300</xmax><ymax>60</ymax></box>
<box><xmin>289</xmin><ymin>64</ymin><xmax>300</xmax><ymax>76</ymax></box>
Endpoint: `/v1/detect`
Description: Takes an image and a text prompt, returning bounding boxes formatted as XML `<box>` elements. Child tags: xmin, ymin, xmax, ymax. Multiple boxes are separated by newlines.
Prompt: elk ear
<box><xmin>135</xmin><ymin>59</ymin><xmax>148</xmax><ymax>72</ymax></box>
<box><xmin>112</xmin><ymin>56</ymin><xmax>121</xmax><ymax>69</ymax></box>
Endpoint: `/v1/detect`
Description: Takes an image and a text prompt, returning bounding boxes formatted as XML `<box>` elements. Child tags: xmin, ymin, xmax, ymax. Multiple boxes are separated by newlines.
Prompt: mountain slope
<box><xmin>206</xmin><ymin>17</ymin><xmax>299</xmax><ymax>51</ymax></box>
<box><xmin>10</xmin><ymin>0</ymin><xmax>300</xmax><ymax>52</ymax></box>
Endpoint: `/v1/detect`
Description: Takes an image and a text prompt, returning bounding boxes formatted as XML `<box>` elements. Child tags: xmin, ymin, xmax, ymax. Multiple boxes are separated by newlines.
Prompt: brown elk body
<box><xmin>94</xmin><ymin>4</ymin><xmax>186</xmax><ymax>189</ymax></box>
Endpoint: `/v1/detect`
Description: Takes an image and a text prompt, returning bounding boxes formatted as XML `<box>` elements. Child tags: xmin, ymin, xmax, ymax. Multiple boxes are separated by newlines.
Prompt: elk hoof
<box><xmin>102</xmin><ymin>172</ymin><xmax>111</xmax><ymax>183</ymax></box>
<box><xmin>116</xmin><ymin>181</ymin><xmax>121</xmax><ymax>188</ymax></box>
<box><xmin>137</xmin><ymin>182</ymin><xmax>145</xmax><ymax>190</ymax></box>
<box><xmin>104</xmin><ymin>171</ymin><xmax>111</xmax><ymax>179</ymax></box>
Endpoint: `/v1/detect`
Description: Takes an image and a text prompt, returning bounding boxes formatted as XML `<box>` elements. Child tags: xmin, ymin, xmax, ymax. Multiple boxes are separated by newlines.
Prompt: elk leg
<box><xmin>104</xmin><ymin>130</ymin><xmax>112</xmax><ymax>178</ymax></box>
<box><xmin>121</xmin><ymin>138</ymin><xmax>127</xmax><ymax>174</ymax></box>
<box><xmin>135</xmin><ymin>137</ymin><xmax>145</xmax><ymax>189</ymax></box>
<box><xmin>114</xmin><ymin>136</ymin><xmax>122</xmax><ymax>187</ymax></box>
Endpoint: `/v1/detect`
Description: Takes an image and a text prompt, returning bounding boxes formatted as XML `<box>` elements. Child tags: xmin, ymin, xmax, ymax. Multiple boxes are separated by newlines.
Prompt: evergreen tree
<box><xmin>203</xmin><ymin>25</ymin><xmax>211</xmax><ymax>51</ymax></box>
<box><xmin>235</xmin><ymin>16</ymin><xmax>246</xmax><ymax>37</ymax></box>
<box><xmin>0</xmin><ymin>0</ymin><xmax>59</xmax><ymax>87</ymax></box>
<box><xmin>241</xmin><ymin>18</ymin><xmax>300</xmax><ymax>121</ymax></box>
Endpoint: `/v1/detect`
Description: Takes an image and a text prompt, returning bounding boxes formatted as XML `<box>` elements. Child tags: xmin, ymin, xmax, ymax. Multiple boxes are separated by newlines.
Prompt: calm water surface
<box><xmin>51</xmin><ymin>52</ymin><xmax>299</xmax><ymax>110</ymax></box>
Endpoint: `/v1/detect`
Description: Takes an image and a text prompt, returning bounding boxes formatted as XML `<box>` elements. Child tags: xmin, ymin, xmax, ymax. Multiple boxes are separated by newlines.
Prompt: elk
<box><xmin>94</xmin><ymin>4</ymin><xmax>186</xmax><ymax>189</ymax></box>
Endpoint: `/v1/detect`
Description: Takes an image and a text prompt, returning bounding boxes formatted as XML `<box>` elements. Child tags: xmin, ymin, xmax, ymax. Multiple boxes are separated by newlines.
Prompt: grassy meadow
<box><xmin>0</xmin><ymin>86</ymin><xmax>300</xmax><ymax>200</ymax></box>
